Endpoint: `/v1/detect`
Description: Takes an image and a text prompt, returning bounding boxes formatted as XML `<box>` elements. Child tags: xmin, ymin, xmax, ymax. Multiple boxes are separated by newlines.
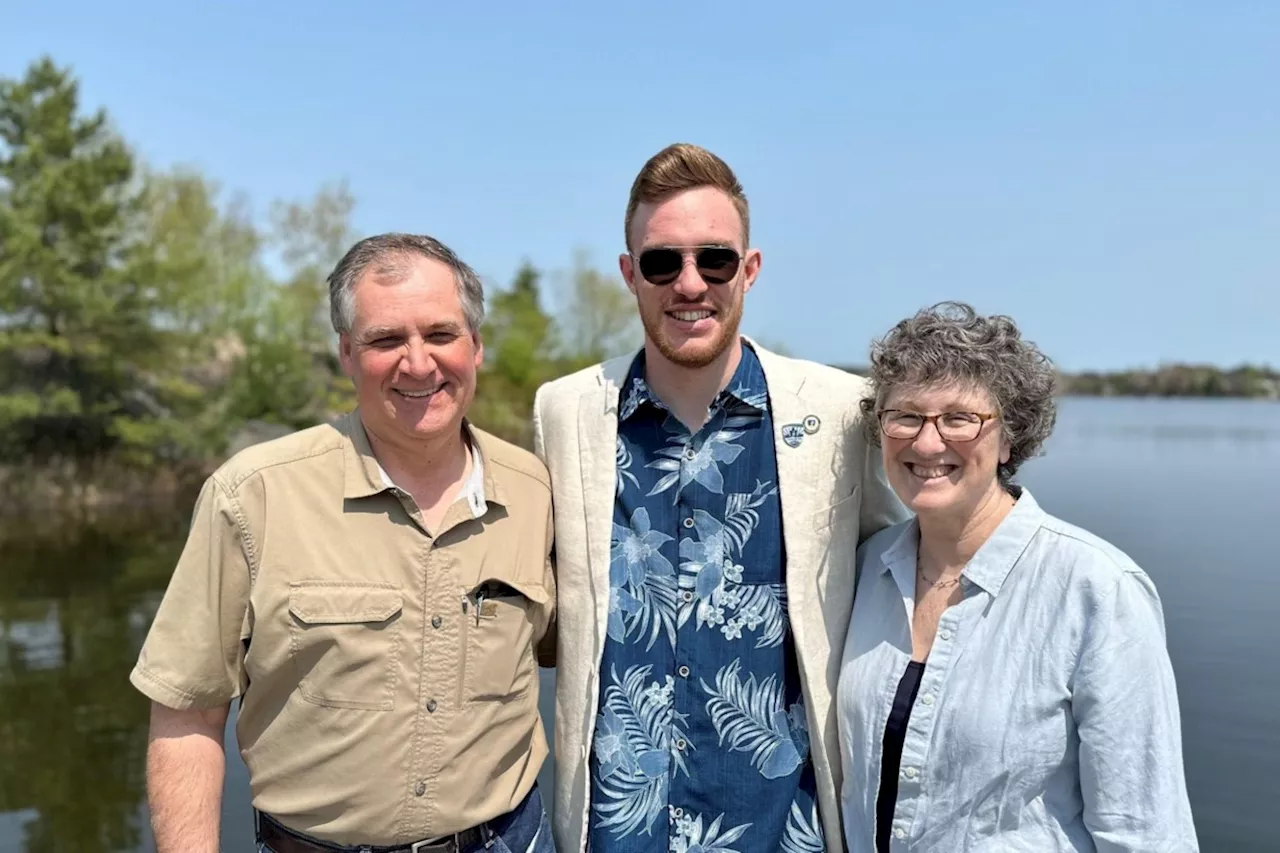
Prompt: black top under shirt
<box><xmin>876</xmin><ymin>660</ymin><xmax>926</xmax><ymax>852</ymax></box>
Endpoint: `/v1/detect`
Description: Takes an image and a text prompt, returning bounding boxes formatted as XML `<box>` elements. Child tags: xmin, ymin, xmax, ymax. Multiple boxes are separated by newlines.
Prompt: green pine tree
<box><xmin>0</xmin><ymin>56</ymin><xmax>175</xmax><ymax>473</ymax></box>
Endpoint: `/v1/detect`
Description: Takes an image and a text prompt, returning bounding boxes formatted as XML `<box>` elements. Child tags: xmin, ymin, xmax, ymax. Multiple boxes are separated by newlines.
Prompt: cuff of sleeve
<box><xmin>129</xmin><ymin>664</ymin><xmax>227</xmax><ymax>711</ymax></box>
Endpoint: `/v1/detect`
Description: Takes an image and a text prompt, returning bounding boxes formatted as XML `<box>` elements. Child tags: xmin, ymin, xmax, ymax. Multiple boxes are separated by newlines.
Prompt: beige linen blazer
<box><xmin>532</xmin><ymin>339</ymin><xmax>908</xmax><ymax>853</ymax></box>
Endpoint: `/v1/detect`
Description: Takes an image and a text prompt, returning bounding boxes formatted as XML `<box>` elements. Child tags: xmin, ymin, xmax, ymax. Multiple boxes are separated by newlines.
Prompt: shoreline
<box><xmin>2</xmin><ymin>393</ymin><xmax>1274</xmax><ymax>520</ymax></box>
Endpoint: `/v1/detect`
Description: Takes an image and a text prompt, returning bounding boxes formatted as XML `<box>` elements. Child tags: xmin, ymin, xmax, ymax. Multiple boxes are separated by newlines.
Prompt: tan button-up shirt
<box><xmin>130</xmin><ymin>412</ymin><xmax>556</xmax><ymax>846</ymax></box>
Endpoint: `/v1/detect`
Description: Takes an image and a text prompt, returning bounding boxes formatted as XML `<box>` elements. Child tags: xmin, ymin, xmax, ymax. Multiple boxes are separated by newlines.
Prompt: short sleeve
<box><xmin>1073</xmin><ymin>571</ymin><xmax>1199</xmax><ymax>851</ymax></box>
<box><xmin>129</xmin><ymin>473</ymin><xmax>255</xmax><ymax>710</ymax></box>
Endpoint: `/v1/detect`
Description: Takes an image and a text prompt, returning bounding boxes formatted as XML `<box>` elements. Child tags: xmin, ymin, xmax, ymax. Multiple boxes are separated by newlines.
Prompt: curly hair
<box><xmin>858</xmin><ymin>301</ymin><xmax>1059</xmax><ymax>490</ymax></box>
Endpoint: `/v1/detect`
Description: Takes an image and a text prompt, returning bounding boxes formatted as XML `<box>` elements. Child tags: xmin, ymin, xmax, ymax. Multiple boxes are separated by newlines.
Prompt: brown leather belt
<box><xmin>258</xmin><ymin>813</ymin><xmax>488</xmax><ymax>853</ymax></box>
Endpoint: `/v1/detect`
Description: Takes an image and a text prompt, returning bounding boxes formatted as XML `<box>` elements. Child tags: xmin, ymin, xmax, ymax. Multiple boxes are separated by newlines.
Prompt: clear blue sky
<box><xmin>4</xmin><ymin>1</ymin><xmax>1277</xmax><ymax>372</ymax></box>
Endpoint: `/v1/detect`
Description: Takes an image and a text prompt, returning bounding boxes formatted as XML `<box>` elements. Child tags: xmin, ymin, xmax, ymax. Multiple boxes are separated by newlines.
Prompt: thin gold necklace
<box><xmin>917</xmin><ymin>562</ymin><xmax>963</xmax><ymax>589</ymax></box>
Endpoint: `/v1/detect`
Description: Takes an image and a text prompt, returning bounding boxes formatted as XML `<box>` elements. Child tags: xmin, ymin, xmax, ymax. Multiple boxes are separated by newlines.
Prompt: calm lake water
<box><xmin>1</xmin><ymin>396</ymin><xmax>1276</xmax><ymax>852</ymax></box>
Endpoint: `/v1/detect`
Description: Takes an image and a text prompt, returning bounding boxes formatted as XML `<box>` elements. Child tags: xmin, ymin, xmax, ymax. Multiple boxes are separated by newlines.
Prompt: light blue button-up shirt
<box><xmin>837</xmin><ymin>488</ymin><xmax>1199</xmax><ymax>852</ymax></box>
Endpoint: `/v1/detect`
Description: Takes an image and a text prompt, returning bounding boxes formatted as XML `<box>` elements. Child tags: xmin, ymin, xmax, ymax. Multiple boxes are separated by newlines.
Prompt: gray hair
<box><xmin>858</xmin><ymin>301</ymin><xmax>1058</xmax><ymax>490</ymax></box>
<box><xmin>327</xmin><ymin>233</ymin><xmax>486</xmax><ymax>335</ymax></box>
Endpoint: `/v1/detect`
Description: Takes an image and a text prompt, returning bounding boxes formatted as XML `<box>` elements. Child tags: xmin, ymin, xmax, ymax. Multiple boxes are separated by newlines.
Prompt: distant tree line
<box><xmin>0</xmin><ymin>56</ymin><xmax>639</xmax><ymax>507</ymax></box>
<box><xmin>1054</xmin><ymin>364</ymin><xmax>1279</xmax><ymax>399</ymax></box>
<box><xmin>828</xmin><ymin>363</ymin><xmax>1279</xmax><ymax>401</ymax></box>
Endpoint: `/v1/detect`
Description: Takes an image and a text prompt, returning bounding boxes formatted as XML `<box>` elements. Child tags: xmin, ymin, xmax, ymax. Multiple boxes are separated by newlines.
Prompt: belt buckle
<box><xmin>410</xmin><ymin>833</ymin><xmax>460</xmax><ymax>853</ymax></box>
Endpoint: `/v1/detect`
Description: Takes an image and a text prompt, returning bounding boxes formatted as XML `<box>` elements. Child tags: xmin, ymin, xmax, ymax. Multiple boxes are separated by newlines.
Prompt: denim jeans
<box><xmin>257</xmin><ymin>783</ymin><xmax>556</xmax><ymax>853</ymax></box>
<box><xmin>486</xmin><ymin>783</ymin><xmax>555</xmax><ymax>853</ymax></box>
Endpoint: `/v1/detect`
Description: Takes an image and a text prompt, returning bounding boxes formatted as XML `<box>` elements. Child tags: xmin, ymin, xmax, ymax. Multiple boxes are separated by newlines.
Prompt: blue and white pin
<box><xmin>782</xmin><ymin>414</ymin><xmax>821</xmax><ymax>448</ymax></box>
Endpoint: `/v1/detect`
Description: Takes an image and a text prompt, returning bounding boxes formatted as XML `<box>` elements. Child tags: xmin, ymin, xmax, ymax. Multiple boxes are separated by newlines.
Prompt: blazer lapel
<box><xmin>755</xmin><ymin>347</ymin><xmax>822</xmax><ymax>631</ymax></box>
<box><xmin>577</xmin><ymin>368</ymin><xmax>623</xmax><ymax>647</ymax></box>
<box><xmin>770</xmin><ymin>386</ymin><xmax>820</xmax><ymax>569</ymax></box>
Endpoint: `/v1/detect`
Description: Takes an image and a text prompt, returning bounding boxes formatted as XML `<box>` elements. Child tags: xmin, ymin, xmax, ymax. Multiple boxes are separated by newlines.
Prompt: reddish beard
<box><xmin>640</xmin><ymin>293</ymin><xmax>744</xmax><ymax>368</ymax></box>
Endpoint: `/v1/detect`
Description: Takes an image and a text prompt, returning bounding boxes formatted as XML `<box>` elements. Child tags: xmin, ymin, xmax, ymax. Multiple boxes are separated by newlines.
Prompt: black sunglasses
<box><xmin>632</xmin><ymin>245</ymin><xmax>743</xmax><ymax>286</ymax></box>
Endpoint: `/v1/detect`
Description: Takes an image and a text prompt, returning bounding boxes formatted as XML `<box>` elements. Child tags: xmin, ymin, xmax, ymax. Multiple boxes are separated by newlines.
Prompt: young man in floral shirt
<box><xmin>534</xmin><ymin>143</ymin><xmax>908</xmax><ymax>853</ymax></box>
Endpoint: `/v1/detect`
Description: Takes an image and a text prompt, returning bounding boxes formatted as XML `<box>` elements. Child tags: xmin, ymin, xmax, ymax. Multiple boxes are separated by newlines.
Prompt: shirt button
<box><xmin>682</xmin><ymin>591</ymin><xmax>694</xmax><ymax>603</ymax></box>
<box><xmin>674</xmin><ymin>807</ymin><xmax>684</xmax><ymax>818</ymax></box>
<box><xmin>675</xmin><ymin>738</ymin><xmax>687</xmax><ymax>750</ymax></box>
<box><xmin>678</xmin><ymin>665</ymin><xmax>690</xmax><ymax>678</ymax></box>
<box><xmin>921</xmin><ymin>694</ymin><xmax>934</xmax><ymax>706</ymax></box>
<box><xmin>904</xmin><ymin>767</ymin><xmax>918</xmax><ymax>779</ymax></box>
<box><xmin>684</xmin><ymin>447</ymin><xmax>696</xmax><ymax>461</ymax></box>
<box><xmin>939</xmin><ymin>629</ymin><xmax>951</xmax><ymax>641</ymax></box>
<box><xmin>431</xmin><ymin>615</ymin><xmax>442</xmax><ymax>629</ymax></box>
<box><xmin>415</xmin><ymin>781</ymin><xmax>426</xmax><ymax>797</ymax></box>
<box><xmin>894</xmin><ymin>828</ymin><xmax>905</xmax><ymax>839</ymax></box>
<box><xmin>683</xmin><ymin>517</ymin><xmax>695</xmax><ymax>529</ymax></box>
<box><xmin>426</xmin><ymin>699</ymin><xmax>438</xmax><ymax>713</ymax></box>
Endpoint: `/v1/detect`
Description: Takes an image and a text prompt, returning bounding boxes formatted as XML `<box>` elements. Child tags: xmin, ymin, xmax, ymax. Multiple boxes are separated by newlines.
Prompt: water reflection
<box><xmin>1055</xmin><ymin>396</ymin><xmax>1280</xmax><ymax>445</ymax></box>
<box><xmin>0</xmin><ymin>509</ymin><xmax>188</xmax><ymax>853</ymax></box>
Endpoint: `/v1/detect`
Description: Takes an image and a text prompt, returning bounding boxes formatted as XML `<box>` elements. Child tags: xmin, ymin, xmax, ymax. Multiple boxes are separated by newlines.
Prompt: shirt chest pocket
<box><xmin>287</xmin><ymin>582</ymin><xmax>403</xmax><ymax>712</ymax></box>
<box><xmin>462</xmin><ymin>576</ymin><xmax>549</xmax><ymax>703</ymax></box>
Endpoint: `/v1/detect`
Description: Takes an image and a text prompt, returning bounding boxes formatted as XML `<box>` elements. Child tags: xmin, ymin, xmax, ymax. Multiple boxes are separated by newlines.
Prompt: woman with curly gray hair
<box><xmin>836</xmin><ymin>302</ymin><xmax>1197</xmax><ymax>852</ymax></box>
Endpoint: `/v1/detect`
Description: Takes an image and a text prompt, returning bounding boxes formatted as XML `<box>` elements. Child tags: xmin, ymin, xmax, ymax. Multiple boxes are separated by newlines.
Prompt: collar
<box><xmin>342</xmin><ymin>411</ymin><xmax>389</xmax><ymax>500</ymax></box>
<box><xmin>879</xmin><ymin>486</ymin><xmax>1047</xmax><ymax>598</ymax></box>
<box><xmin>376</xmin><ymin>438</ymin><xmax>487</xmax><ymax>519</ymax></box>
<box><xmin>342</xmin><ymin>411</ymin><xmax>494</xmax><ymax>517</ymax></box>
<box><xmin>617</xmin><ymin>338</ymin><xmax>770</xmax><ymax>422</ymax></box>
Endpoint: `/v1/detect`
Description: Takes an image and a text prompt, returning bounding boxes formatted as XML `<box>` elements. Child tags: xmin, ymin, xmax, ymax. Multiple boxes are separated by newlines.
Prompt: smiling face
<box><xmin>880</xmin><ymin>380</ymin><xmax>1011</xmax><ymax>522</ymax></box>
<box><xmin>338</xmin><ymin>255</ymin><xmax>483</xmax><ymax>449</ymax></box>
<box><xmin>619</xmin><ymin>186</ymin><xmax>761</xmax><ymax>369</ymax></box>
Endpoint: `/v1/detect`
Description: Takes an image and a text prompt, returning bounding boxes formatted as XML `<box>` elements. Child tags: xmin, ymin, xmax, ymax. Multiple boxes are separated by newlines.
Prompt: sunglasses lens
<box><xmin>638</xmin><ymin>249</ymin><xmax>683</xmax><ymax>284</ymax></box>
<box><xmin>637</xmin><ymin>247</ymin><xmax>742</xmax><ymax>285</ymax></box>
<box><xmin>696</xmin><ymin>248</ymin><xmax>741</xmax><ymax>283</ymax></box>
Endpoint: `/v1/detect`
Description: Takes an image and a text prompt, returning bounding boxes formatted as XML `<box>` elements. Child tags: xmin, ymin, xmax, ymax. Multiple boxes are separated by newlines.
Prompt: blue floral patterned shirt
<box><xmin>589</xmin><ymin>342</ymin><xmax>825</xmax><ymax>853</ymax></box>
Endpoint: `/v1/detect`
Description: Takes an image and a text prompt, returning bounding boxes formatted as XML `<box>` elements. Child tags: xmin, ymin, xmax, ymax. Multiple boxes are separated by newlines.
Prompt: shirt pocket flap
<box><xmin>288</xmin><ymin>583</ymin><xmax>404</xmax><ymax>625</ymax></box>
<box><xmin>474</xmin><ymin>574</ymin><xmax>550</xmax><ymax>606</ymax></box>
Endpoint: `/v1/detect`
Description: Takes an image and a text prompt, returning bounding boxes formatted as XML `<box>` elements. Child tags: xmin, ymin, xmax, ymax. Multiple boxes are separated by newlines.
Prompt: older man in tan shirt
<box><xmin>131</xmin><ymin>234</ymin><xmax>558</xmax><ymax>853</ymax></box>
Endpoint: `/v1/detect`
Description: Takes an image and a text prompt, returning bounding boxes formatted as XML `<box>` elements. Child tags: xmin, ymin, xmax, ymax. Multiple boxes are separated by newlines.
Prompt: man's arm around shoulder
<box><xmin>532</xmin><ymin>375</ymin><xmax>577</xmax><ymax>451</ymax></box>
<box><xmin>800</xmin><ymin>359</ymin><xmax>911</xmax><ymax>540</ymax></box>
<box><xmin>146</xmin><ymin>700</ymin><xmax>230</xmax><ymax>853</ymax></box>
<box><xmin>847</xmin><ymin>380</ymin><xmax>911</xmax><ymax>539</ymax></box>
<box><xmin>859</xmin><ymin>439</ymin><xmax>909</xmax><ymax>539</ymax></box>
